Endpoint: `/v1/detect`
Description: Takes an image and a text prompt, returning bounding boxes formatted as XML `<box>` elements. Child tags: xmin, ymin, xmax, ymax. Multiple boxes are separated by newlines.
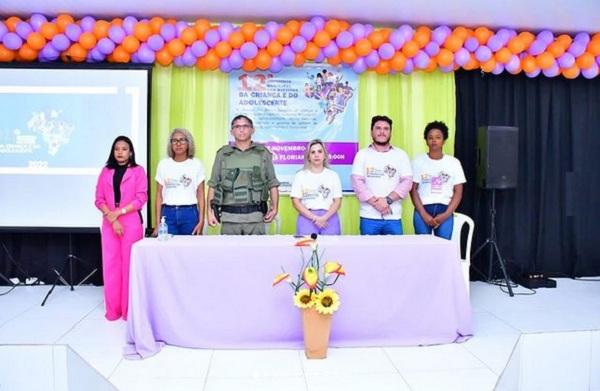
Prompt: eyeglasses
<box><xmin>170</xmin><ymin>138</ymin><xmax>188</xmax><ymax>145</ymax></box>
<box><xmin>232</xmin><ymin>124</ymin><xmax>252</xmax><ymax>130</ymax></box>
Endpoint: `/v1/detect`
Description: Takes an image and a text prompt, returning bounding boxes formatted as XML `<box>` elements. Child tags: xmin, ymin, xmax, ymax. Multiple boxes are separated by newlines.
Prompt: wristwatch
<box><xmin>121</xmin><ymin>208</ymin><xmax>127</xmax><ymax>215</ymax></box>
<box><xmin>385</xmin><ymin>196</ymin><xmax>393</xmax><ymax>205</ymax></box>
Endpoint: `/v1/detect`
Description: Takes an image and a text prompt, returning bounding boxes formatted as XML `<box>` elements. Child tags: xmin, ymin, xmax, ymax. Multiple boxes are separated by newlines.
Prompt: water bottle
<box><xmin>158</xmin><ymin>216</ymin><xmax>169</xmax><ymax>241</ymax></box>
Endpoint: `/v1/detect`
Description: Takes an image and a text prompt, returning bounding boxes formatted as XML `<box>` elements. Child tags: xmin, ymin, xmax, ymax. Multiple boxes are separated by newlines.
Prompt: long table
<box><xmin>125</xmin><ymin>235</ymin><xmax>472</xmax><ymax>358</ymax></box>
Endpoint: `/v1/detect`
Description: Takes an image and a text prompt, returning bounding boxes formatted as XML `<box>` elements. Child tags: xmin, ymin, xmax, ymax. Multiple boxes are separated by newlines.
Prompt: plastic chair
<box><xmin>451</xmin><ymin>212</ymin><xmax>474</xmax><ymax>294</ymax></box>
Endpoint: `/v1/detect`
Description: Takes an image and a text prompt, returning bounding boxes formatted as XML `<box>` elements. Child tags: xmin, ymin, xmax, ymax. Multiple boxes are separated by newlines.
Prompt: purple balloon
<box><xmin>314</xmin><ymin>50</ymin><xmax>325</xmax><ymax>63</ymax></box>
<box><xmin>528</xmin><ymin>40</ymin><xmax>546</xmax><ymax>56</ymax></box>
<box><xmin>147</xmin><ymin>34</ymin><xmax>165</xmax><ymax>51</ymax></box>
<box><xmin>389</xmin><ymin>29</ymin><xmax>405</xmax><ymax>50</ymax></box>
<box><xmin>487</xmin><ymin>35</ymin><xmax>503</xmax><ymax>52</ymax></box>
<box><xmin>269</xmin><ymin>56</ymin><xmax>284</xmax><ymax>73</ymax></box>
<box><xmin>218</xmin><ymin>22</ymin><xmax>234</xmax><ymax>40</ymax></box>
<box><xmin>263</xmin><ymin>22</ymin><xmax>280</xmax><ymax>39</ymax></box>
<box><xmin>310</xmin><ymin>16</ymin><xmax>326</xmax><ymax>31</ymax></box>
<box><xmin>597</xmin><ymin>55</ymin><xmax>600</xmax><ymax>67</ymax></box>
<box><xmin>352</xmin><ymin>57</ymin><xmax>367</xmax><ymax>73</ymax></box>
<box><xmin>464</xmin><ymin>37</ymin><xmax>480</xmax><ymax>52</ymax></box>
<box><xmin>558</xmin><ymin>52</ymin><xmax>575</xmax><ymax>68</ymax></box>
<box><xmin>496</xmin><ymin>29</ymin><xmax>511</xmax><ymax>44</ymax></box>
<box><xmin>29</xmin><ymin>14</ymin><xmax>48</xmax><ymax>31</ymax></box>
<box><xmin>80</xmin><ymin>16</ymin><xmax>96</xmax><ymax>32</ymax></box>
<box><xmin>323</xmin><ymin>42</ymin><xmax>339</xmax><ymax>58</ymax></box>
<box><xmin>475</xmin><ymin>45</ymin><xmax>492</xmax><ymax>62</ymax></box>
<box><xmin>123</xmin><ymin>16</ymin><xmax>138</xmax><ymax>35</ymax></box>
<box><xmin>181</xmin><ymin>48</ymin><xmax>196</xmax><ymax>66</ymax></box>
<box><xmin>40</xmin><ymin>44</ymin><xmax>60</xmax><ymax>60</ymax></box>
<box><xmin>424</xmin><ymin>42</ymin><xmax>440</xmax><ymax>56</ymax></box>
<box><xmin>365</xmin><ymin>51</ymin><xmax>380</xmax><ymax>68</ymax></box>
<box><xmin>160</xmin><ymin>24</ymin><xmax>176</xmax><ymax>41</ymax></box>
<box><xmin>398</xmin><ymin>24</ymin><xmax>414</xmax><ymax>41</ymax></box>
<box><xmin>526</xmin><ymin>69</ymin><xmax>541</xmax><ymax>78</ymax></box>
<box><xmin>454</xmin><ymin>48</ymin><xmax>470</xmax><ymax>66</ymax></box>
<box><xmin>537</xmin><ymin>30</ymin><xmax>554</xmax><ymax>44</ymax></box>
<box><xmin>378</xmin><ymin>43</ymin><xmax>395</xmax><ymax>60</ymax></box>
<box><xmin>414</xmin><ymin>50</ymin><xmax>430</xmax><ymax>69</ymax></box>
<box><xmin>432</xmin><ymin>26</ymin><xmax>451</xmax><ymax>45</ymax></box>
<box><xmin>506</xmin><ymin>55</ymin><xmax>521</xmax><ymax>73</ymax></box>
<box><xmin>290</xmin><ymin>36</ymin><xmax>307</xmax><ymax>53</ymax></box>
<box><xmin>350</xmin><ymin>23</ymin><xmax>366</xmax><ymax>40</ymax></box>
<box><xmin>204</xmin><ymin>29</ymin><xmax>221</xmax><ymax>48</ymax></box>
<box><xmin>240</xmin><ymin>42</ymin><xmax>258</xmax><ymax>59</ymax></box>
<box><xmin>51</xmin><ymin>34</ymin><xmax>71</xmax><ymax>51</ymax></box>
<box><xmin>173</xmin><ymin>56</ymin><xmax>184</xmax><ymax>67</ymax></box>
<box><xmin>2</xmin><ymin>33</ymin><xmax>23</xmax><ymax>50</ymax></box>
<box><xmin>65</xmin><ymin>24</ymin><xmax>82</xmax><ymax>41</ymax></box>
<box><xmin>364</xmin><ymin>24</ymin><xmax>375</xmax><ymax>37</ymax></box>
<box><xmin>336</xmin><ymin>31</ymin><xmax>354</xmax><ymax>49</ymax></box>
<box><xmin>439</xmin><ymin>64</ymin><xmax>455</xmax><ymax>73</ymax></box>
<box><xmin>280</xmin><ymin>46</ymin><xmax>295</xmax><ymax>65</ymax></box>
<box><xmin>300</xmin><ymin>22</ymin><xmax>317</xmax><ymax>41</ymax></box>
<box><xmin>492</xmin><ymin>63</ymin><xmax>505</xmax><ymax>75</ymax></box>
<box><xmin>175</xmin><ymin>21</ymin><xmax>188</xmax><ymax>37</ymax></box>
<box><xmin>228</xmin><ymin>49</ymin><xmax>243</xmax><ymax>69</ymax></box>
<box><xmin>402</xmin><ymin>58</ymin><xmax>414</xmax><ymax>74</ymax></box>
<box><xmin>108</xmin><ymin>26</ymin><xmax>125</xmax><ymax>44</ymax></box>
<box><xmin>574</xmin><ymin>32</ymin><xmax>590</xmax><ymax>45</ymax></box>
<box><xmin>191</xmin><ymin>40</ymin><xmax>208</xmax><ymax>57</ymax></box>
<box><xmin>0</xmin><ymin>22</ymin><xmax>7</xmax><ymax>41</ymax></box>
<box><xmin>16</xmin><ymin>22</ymin><xmax>33</xmax><ymax>39</ymax></box>
<box><xmin>567</xmin><ymin>41</ymin><xmax>586</xmax><ymax>57</ymax></box>
<box><xmin>582</xmin><ymin>63</ymin><xmax>599</xmax><ymax>79</ymax></box>
<box><xmin>97</xmin><ymin>37</ymin><xmax>116</xmax><ymax>54</ymax></box>
<box><xmin>542</xmin><ymin>62</ymin><xmax>560</xmax><ymax>77</ymax></box>
<box><xmin>254</xmin><ymin>29</ymin><xmax>270</xmax><ymax>48</ymax></box>
<box><xmin>88</xmin><ymin>48</ymin><xmax>105</xmax><ymax>62</ymax></box>
<box><xmin>219</xmin><ymin>58</ymin><xmax>232</xmax><ymax>73</ymax></box>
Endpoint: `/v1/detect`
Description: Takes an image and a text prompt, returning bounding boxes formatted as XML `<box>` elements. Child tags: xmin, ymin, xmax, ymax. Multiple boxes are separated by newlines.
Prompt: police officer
<box><xmin>207</xmin><ymin>115</ymin><xmax>280</xmax><ymax>235</ymax></box>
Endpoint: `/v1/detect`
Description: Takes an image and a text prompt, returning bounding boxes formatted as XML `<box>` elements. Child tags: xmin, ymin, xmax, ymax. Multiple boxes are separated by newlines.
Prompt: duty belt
<box><xmin>220</xmin><ymin>204</ymin><xmax>264</xmax><ymax>214</ymax></box>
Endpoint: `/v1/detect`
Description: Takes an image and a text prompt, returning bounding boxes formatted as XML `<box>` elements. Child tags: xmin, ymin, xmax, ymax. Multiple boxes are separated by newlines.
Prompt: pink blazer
<box><xmin>95</xmin><ymin>165</ymin><xmax>148</xmax><ymax>223</ymax></box>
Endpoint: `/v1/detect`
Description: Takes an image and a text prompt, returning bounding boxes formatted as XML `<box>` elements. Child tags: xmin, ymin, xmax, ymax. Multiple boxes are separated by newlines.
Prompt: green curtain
<box><xmin>149</xmin><ymin>66</ymin><xmax>455</xmax><ymax>235</ymax></box>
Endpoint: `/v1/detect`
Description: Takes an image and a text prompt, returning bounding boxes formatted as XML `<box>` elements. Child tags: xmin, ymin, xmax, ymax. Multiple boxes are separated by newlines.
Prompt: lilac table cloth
<box><xmin>125</xmin><ymin>235</ymin><xmax>472</xmax><ymax>358</ymax></box>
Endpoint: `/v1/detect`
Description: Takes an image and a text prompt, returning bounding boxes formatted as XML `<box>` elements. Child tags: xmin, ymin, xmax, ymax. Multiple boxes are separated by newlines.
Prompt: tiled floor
<box><xmin>0</xmin><ymin>278</ymin><xmax>599</xmax><ymax>390</ymax></box>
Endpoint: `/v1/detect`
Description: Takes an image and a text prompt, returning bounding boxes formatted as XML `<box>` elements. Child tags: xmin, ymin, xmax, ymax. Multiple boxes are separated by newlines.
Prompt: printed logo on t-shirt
<box><xmin>384</xmin><ymin>165</ymin><xmax>397</xmax><ymax>178</ymax></box>
<box><xmin>318</xmin><ymin>185</ymin><xmax>331</xmax><ymax>199</ymax></box>
<box><xmin>164</xmin><ymin>174</ymin><xmax>193</xmax><ymax>189</ymax></box>
<box><xmin>421</xmin><ymin>171</ymin><xmax>450</xmax><ymax>193</ymax></box>
<box><xmin>302</xmin><ymin>185</ymin><xmax>331</xmax><ymax>200</ymax></box>
<box><xmin>366</xmin><ymin>165</ymin><xmax>397</xmax><ymax>178</ymax></box>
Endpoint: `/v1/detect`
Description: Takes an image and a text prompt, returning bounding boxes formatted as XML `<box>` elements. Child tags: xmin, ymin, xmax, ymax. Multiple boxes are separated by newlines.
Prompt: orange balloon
<box><xmin>304</xmin><ymin>42</ymin><xmax>320</xmax><ymax>60</ymax></box>
<box><xmin>229</xmin><ymin>31</ymin><xmax>245</xmax><ymax>48</ymax></box>
<box><xmin>587</xmin><ymin>39</ymin><xmax>600</xmax><ymax>56</ymax></box>
<box><xmin>276</xmin><ymin>27</ymin><xmax>294</xmax><ymax>45</ymax></box>
<box><xmin>413</xmin><ymin>26</ymin><xmax>431</xmax><ymax>48</ymax></box>
<box><xmin>562</xmin><ymin>64</ymin><xmax>580</xmax><ymax>79</ymax></box>
<box><xmin>521</xmin><ymin>55</ymin><xmax>537</xmax><ymax>73</ymax></box>
<box><xmin>240</xmin><ymin>23</ymin><xmax>258</xmax><ymax>41</ymax></box>
<box><xmin>480</xmin><ymin>58</ymin><xmax>497</xmax><ymax>73</ymax></box>
<box><xmin>556</xmin><ymin>34</ymin><xmax>572</xmax><ymax>48</ymax></box>
<box><xmin>576</xmin><ymin>52</ymin><xmax>595</xmax><ymax>69</ymax></box>
<box><xmin>507</xmin><ymin>37</ymin><xmax>526</xmax><ymax>54</ymax></box>
<box><xmin>536</xmin><ymin>52</ymin><xmax>555</xmax><ymax>69</ymax></box>
<box><xmin>293</xmin><ymin>53</ymin><xmax>305</xmax><ymax>67</ymax></box>
<box><xmin>111</xmin><ymin>18</ymin><xmax>123</xmax><ymax>27</ymax></box>
<box><xmin>390</xmin><ymin>52</ymin><xmax>407</xmax><ymax>71</ymax></box>
<box><xmin>133</xmin><ymin>22</ymin><xmax>152</xmax><ymax>42</ymax></box>
<box><xmin>79</xmin><ymin>32</ymin><xmax>97</xmax><ymax>50</ymax></box>
<box><xmin>354</xmin><ymin>38</ymin><xmax>372</xmax><ymax>57</ymax></box>
<box><xmin>5</xmin><ymin>17</ymin><xmax>22</xmax><ymax>32</ymax></box>
<box><xmin>495</xmin><ymin>48</ymin><xmax>512</xmax><ymax>64</ymax></box>
<box><xmin>242</xmin><ymin>58</ymin><xmax>257</xmax><ymax>72</ymax></box>
<box><xmin>324</xmin><ymin>20</ymin><xmax>341</xmax><ymax>38</ymax></box>
<box><xmin>474</xmin><ymin>27</ymin><xmax>493</xmax><ymax>45</ymax></box>
<box><xmin>40</xmin><ymin>23</ymin><xmax>59</xmax><ymax>40</ymax></box>
<box><xmin>285</xmin><ymin>20</ymin><xmax>301</xmax><ymax>36</ymax></box>
<box><xmin>180</xmin><ymin>27</ymin><xmax>198</xmax><ymax>45</ymax></box>
<box><xmin>547</xmin><ymin>42</ymin><xmax>566</xmax><ymax>58</ymax></box>
<box><xmin>463</xmin><ymin>54</ymin><xmax>479</xmax><ymax>70</ymax></box>
<box><xmin>401</xmin><ymin>40</ymin><xmax>419</xmax><ymax>58</ymax></box>
<box><xmin>443</xmin><ymin>34</ymin><xmax>463</xmax><ymax>52</ymax></box>
<box><xmin>194</xmin><ymin>19</ymin><xmax>212</xmax><ymax>39</ymax></box>
<box><xmin>17</xmin><ymin>43</ymin><xmax>37</xmax><ymax>61</ymax></box>
<box><xmin>156</xmin><ymin>48</ymin><xmax>173</xmax><ymax>66</ymax></box>
<box><xmin>339</xmin><ymin>20</ymin><xmax>350</xmax><ymax>31</ymax></box>
<box><xmin>453</xmin><ymin>26</ymin><xmax>469</xmax><ymax>41</ymax></box>
<box><xmin>215</xmin><ymin>41</ymin><xmax>232</xmax><ymax>58</ymax></box>
<box><xmin>255</xmin><ymin>49</ymin><xmax>272</xmax><ymax>70</ymax></box>
<box><xmin>340</xmin><ymin>48</ymin><xmax>357</xmax><ymax>64</ymax></box>
<box><xmin>368</xmin><ymin>31</ymin><xmax>385</xmax><ymax>49</ymax></box>
<box><xmin>94</xmin><ymin>20</ymin><xmax>111</xmax><ymax>39</ymax></box>
<box><xmin>313</xmin><ymin>30</ymin><xmax>331</xmax><ymax>48</ymax></box>
<box><xmin>204</xmin><ymin>49</ymin><xmax>220</xmax><ymax>70</ymax></box>
<box><xmin>55</xmin><ymin>14</ymin><xmax>75</xmax><ymax>32</ymax></box>
<box><xmin>122</xmin><ymin>36</ymin><xmax>141</xmax><ymax>53</ymax></box>
<box><xmin>266</xmin><ymin>40</ymin><xmax>283</xmax><ymax>56</ymax></box>
<box><xmin>518</xmin><ymin>32</ymin><xmax>535</xmax><ymax>47</ymax></box>
<box><xmin>68</xmin><ymin>43</ymin><xmax>88</xmax><ymax>62</ymax></box>
<box><xmin>149</xmin><ymin>17</ymin><xmax>165</xmax><ymax>34</ymax></box>
<box><xmin>424</xmin><ymin>58</ymin><xmax>437</xmax><ymax>72</ymax></box>
<box><xmin>327</xmin><ymin>53</ymin><xmax>342</xmax><ymax>66</ymax></box>
<box><xmin>195</xmin><ymin>56</ymin><xmax>208</xmax><ymax>71</ymax></box>
<box><xmin>436</xmin><ymin>48</ymin><xmax>454</xmax><ymax>67</ymax></box>
<box><xmin>375</xmin><ymin>60</ymin><xmax>391</xmax><ymax>74</ymax></box>
<box><xmin>380</xmin><ymin>28</ymin><xmax>392</xmax><ymax>43</ymax></box>
<box><xmin>167</xmin><ymin>38</ymin><xmax>185</xmax><ymax>57</ymax></box>
<box><xmin>0</xmin><ymin>44</ymin><xmax>16</xmax><ymax>62</ymax></box>
<box><xmin>26</xmin><ymin>32</ymin><xmax>46</xmax><ymax>50</ymax></box>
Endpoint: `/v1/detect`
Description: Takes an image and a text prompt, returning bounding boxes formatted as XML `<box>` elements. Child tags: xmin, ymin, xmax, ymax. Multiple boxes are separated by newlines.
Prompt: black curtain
<box><xmin>455</xmin><ymin>70</ymin><xmax>600</xmax><ymax>278</ymax></box>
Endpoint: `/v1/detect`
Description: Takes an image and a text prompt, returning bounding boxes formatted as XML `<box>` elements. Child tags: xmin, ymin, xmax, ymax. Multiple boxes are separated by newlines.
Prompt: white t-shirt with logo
<box><xmin>412</xmin><ymin>154</ymin><xmax>466</xmax><ymax>205</ymax></box>
<box><xmin>155</xmin><ymin>157</ymin><xmax>206</xmax><ymax>205</ymax></box>
<box><xmin>290</xmin><ymin>168</ymin><xmax>342</xmax><ymax>210</ymax></box>
<box><xmin>351</xmin><ymin>146</ymin><xmax>412</xmax><ymax>219</ymax></box>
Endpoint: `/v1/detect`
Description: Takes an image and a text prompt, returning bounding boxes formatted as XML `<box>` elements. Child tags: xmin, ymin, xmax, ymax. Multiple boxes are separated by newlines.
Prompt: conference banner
<box><xmin>229</xmin><ymin>64</ymin><xmax>358</xmax><ymax>192</ymax></box>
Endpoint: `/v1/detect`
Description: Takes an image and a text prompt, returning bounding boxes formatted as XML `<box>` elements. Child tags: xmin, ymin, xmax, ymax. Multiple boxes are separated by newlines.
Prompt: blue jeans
<box><xmin>413</xmin><ymin>203</ymin><xmax>453</xmax><ymax>240</ymax></box>
<box><xmin>360</xmin><ymin>218</ymin><xmax>403</xmax><ymax>235</ymax></box>
<box><xmin>161</xmin><ymin>205</ymin><xmax>199</xmax><ymax>235</ymax></box>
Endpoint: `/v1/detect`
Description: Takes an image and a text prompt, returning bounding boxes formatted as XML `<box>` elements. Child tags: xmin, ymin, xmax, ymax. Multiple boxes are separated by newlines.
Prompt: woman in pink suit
<box><xmin>95</xmin><ymin>136</ymin><xmax>147</xmax><ymax>321</ymax></box>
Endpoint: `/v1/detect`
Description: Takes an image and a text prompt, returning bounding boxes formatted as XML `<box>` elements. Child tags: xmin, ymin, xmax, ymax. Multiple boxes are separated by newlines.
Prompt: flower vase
<box><xmin>302</xmin><ymin>308</ymin><xmax>332</xmax><ymax>359</ymax></box>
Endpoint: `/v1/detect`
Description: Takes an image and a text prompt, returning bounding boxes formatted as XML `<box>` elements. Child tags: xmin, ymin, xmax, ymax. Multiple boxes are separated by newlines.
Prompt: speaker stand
<box><xmin>472</xmin><ymin>189</ymin><xmax>514</xmax><ymax>297</ymax></box>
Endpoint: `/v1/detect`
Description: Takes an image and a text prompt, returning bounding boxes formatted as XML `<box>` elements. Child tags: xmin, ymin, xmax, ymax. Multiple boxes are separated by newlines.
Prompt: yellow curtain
<box><xmin>149</xmin><ymin>66</ymin><xmax>455</xmax><ymax>234</ymax></box>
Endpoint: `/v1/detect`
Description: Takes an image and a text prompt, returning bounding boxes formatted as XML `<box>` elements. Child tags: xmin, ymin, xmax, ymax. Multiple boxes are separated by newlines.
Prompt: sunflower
<box><xmin>293</xmin><ymin>288</ymin><xmax>315</xmax><ymax>309</ymax></box>
<box><xmin>314</xmin><ymin>289</ymin><xmax>340</xmax><ymax>315</ymax></box>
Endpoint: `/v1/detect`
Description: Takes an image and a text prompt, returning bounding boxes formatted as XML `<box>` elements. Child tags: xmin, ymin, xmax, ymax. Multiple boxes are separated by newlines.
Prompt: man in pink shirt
<box><xmin>351</xmin><ymin>115</ymin><xmax>413</xmax><ymax>235</ymax></box>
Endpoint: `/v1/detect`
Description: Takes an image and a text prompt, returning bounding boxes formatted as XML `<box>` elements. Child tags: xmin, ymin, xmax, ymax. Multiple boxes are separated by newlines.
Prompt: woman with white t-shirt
<box><xmin>153</xmin><ymin>128</ymin><xmax>206</xmax><ymax>235</ymax></box>
<box><xmin>410</xmin><ymin>121</ymin><xmax>466</xmax><ymax>239</ymax></box>
<box><xmin>291</xmin><ymin>139</ymin><xmax>342</xmax><ymax>235</ymax></box>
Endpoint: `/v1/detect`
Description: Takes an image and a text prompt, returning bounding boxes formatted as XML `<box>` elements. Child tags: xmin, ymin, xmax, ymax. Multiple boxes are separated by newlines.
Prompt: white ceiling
<box><xmin>1</xmin><ymin>0</ymin><xmax>599</xmax><ymax>33</ymax></box>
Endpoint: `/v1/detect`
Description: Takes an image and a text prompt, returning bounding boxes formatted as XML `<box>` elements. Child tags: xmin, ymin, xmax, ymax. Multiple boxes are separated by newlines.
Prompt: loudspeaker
<box><xmin>476</xmin><ymin>126</ymin><xmax>519</xmax><ymax>189</ymax></box>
